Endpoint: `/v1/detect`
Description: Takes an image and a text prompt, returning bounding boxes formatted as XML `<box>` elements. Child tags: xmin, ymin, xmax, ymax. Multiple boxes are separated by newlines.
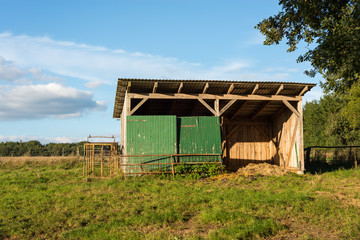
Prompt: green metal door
<box><xmin>126</xmin><ymin>115</ymin><xmax>177</xmax><ymax>172</ymax></box>
<box><xmin>178</xmin><ymin>116</ymin><xmax>222</xmax><ymax>163</ymax></box>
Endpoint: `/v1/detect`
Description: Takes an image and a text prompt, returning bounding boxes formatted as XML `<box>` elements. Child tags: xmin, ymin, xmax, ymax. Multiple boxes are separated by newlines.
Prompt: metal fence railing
<box><xmin>119</xmin><ymin>153</ymin><xmax>222</xmax><ymax>175</ymax></box>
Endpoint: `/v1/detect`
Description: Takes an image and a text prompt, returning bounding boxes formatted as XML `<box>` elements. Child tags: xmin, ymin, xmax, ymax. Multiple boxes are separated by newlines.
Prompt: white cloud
<box><xmin>0</xmin><ymin>83</ymin><xmax>106</xmax><ymax>120</ymax></box>
<box><xmin>0</xmin><ymin>56</ymin><xmax>27</xmax><ymax>81</ymax></box>
<box><xmin>85</xmin><ymin>81</ymin><xmax>103</xmax><ymax>89</ymax></box>
<box><xmin>0</xmin><ymin>32</ymin><xmax>295</xmax><ymax>82</ymax></box>
<box><xmin>29</xmin><ymin>68</ymin><xmax>63</xmax><ymax>82</ymax></box>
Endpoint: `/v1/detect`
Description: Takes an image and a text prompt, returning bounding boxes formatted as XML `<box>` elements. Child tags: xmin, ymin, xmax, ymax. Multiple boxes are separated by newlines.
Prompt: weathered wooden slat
<box><xmin>286</xmin><ymin>118</ymin><xmax>300</xmax><ymax>167</ymax></box>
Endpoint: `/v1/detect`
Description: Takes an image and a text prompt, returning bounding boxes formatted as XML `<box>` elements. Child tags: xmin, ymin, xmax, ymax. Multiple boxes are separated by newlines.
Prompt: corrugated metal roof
<box><xmin>113</xmin><ymin>78</ymin><xmax>316</xmax><ymax>119</ymax></box>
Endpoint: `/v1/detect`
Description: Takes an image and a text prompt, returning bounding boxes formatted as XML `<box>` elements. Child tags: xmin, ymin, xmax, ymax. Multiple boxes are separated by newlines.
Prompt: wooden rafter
<box><xmin>129</xmin><ymin>98</ymin><xmax>148</xmax><ymax>115</ymax></box>
<box><xmin>275</xmin><ymin>84</ymin><xmax>284</xmax><ymax>95</ymax></box>
<box><xmin>251</xmin><ymin>84</ymin><xmax>259</xmax><ymax>95</ymax></box>
<box><xmin>198</xmin><ymin>98</ymin><xmax>217</xmax><ymax>116</ymax></box>
<box><xmin>227</xmin><ymin>83</ymin><xmax>234</xmax><ymax>94</ymax></box>
<box><xmin>202</xmin><ymin>82</ymin><xmax>209</xmax><ymax>94</ymax></box>
<box><xmin>177</xmin><ymin>82</ymin><xmax>183</xmax><ymax>93</ymax></box>
<box><xmin>219</xmin><ymin>99</ymin><xmax>237</xmax><ymax>116</ymax></box>
<box><xmin>298</xmin><ymin>86</ymin><xmax>308</xmax><ymax>96</ymax></box>
<box><xmin>152</xmin><ymin>82</ymin><xmax>158</xmax><ymax>93</ymax></box>
<box><xmin>283</xmin><ymin>100</ymin><xmax>301</xmax><ymax>118</ymax></box>
<box><xmin>230</xmin><ymin>101</ymin><xmax>248</xmax><ymax>120</ymax></box>
<box><xmin>127</xmin><ymin>93</ymin><xmax>301</xmax><ymax>101</ymax></box>
<box><xmin>250</xmin><ymin>101</ymin><xmax>271</xmax><ymax>120</ymax></box>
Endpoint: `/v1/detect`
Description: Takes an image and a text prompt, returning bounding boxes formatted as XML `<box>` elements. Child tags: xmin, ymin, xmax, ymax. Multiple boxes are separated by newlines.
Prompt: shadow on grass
<box><xmin>305</xmin><ymin>158</ymin><xmax>356</xmax><ymax>174</ymax></box>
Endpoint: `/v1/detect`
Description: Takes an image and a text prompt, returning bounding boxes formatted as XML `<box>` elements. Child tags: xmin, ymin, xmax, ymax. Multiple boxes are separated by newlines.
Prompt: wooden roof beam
<box><xmin>227</xmin><ymin>83</ymin><xmax>234</xmax><ymax>94</ymax></box>
<box><xmin>202</xmin><ymin>82</ymin><xmax>209</xmax><ymax>94</ymax></box>
<box><xmin>250</xmin><ymin>101</ymin><xmax>271</xmax><ymax>120</ymax></box>
<box><xmin>298</xmin><ymin>86</ymin><xmax>308</xmax><ymax>96</ymax></box>
<box><xmin>230</xmin><ymin>101</ymin><xmax>248</xmax><ymax>120</ymax></box>
<box><xmin>275</xmin><ymin>84</ymin><xmax>284</xmax><ymax>95</ymax></box>
<box><xmin>251</xmin><ymin>84</ymin><xmax>259</xmax><ymax>95</ymax></box>
<box><xmin>152</xmin><ymin>82</ymin><xmax>158</xmax><ymax>93</ymax></box>
<box><xmin>127</xmin><ymin>93</ymin><xmax>301</xmax><ymax>101</ymax></box>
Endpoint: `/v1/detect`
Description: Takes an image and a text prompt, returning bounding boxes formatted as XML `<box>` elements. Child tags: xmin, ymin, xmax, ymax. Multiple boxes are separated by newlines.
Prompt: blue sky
<box><xmin>0</xmin><ymin>0</ymin><xmax>322</xmax><ymax>144</ymax></box>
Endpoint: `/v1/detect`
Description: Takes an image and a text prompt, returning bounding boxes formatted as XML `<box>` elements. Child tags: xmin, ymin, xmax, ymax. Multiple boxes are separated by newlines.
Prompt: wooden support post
<box><xmin>214</xmin><ymin>98</ymin><xmax>220</xmax><ymax>116</ymax></box>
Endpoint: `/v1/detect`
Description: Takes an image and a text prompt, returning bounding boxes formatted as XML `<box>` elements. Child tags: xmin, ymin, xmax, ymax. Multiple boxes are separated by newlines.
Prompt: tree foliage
<box><xmin>256</xmin><ymin>0</ymin><xmax>360</xmax><ymax>93</ymax></box>
<box><xmin>303</xmin><ymin>93</ymin><xmax>360</xmax><ymax>147</ymax></box>
<box><xmin>0</xmin><ymin>141</ymin><xmax>87</xmax><ymax>157</ymax></box>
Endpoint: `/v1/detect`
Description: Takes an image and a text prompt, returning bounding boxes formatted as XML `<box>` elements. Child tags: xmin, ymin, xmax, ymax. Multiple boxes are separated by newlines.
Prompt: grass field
<box><xmin>1</xmin><ymin>160</ymin><xmax>360</xmax><ymax>239</ymax></box>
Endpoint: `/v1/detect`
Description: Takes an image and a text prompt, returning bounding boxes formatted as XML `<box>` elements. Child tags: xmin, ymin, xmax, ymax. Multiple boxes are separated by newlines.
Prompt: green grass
<box><xmin>1</xmin><ymin>161</ymin><xmax>360</xmax><ymax>239</ymax></box>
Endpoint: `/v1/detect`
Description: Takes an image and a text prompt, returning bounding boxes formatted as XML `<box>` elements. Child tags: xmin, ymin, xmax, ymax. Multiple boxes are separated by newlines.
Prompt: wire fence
<box><xmin>304</xmin><ymin>146</ymin><xmax>359</xmax><ymax>173</ymax></box>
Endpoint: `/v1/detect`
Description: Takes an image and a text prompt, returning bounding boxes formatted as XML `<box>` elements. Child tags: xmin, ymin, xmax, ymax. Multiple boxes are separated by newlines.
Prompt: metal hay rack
<box><xmin>83</xmin><ymin>135</ymin><xmax>120</xmax><ymax>178</ymax></box>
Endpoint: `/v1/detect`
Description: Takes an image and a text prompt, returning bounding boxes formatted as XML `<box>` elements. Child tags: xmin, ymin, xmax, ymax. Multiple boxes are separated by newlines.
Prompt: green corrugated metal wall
<box><xmin>126</xmin><ymin>115</ymin><xmax>177</xmax><ymax>172</ymax></box>
<box><xmin>178</xmin><ymin>116</ymin><xmax>222</xmax><ymax>163</ymax></box>
<box><xmin>126</xmin><ymin>115</ymin><xmax>222</xmax><ymax>172</ymax></box>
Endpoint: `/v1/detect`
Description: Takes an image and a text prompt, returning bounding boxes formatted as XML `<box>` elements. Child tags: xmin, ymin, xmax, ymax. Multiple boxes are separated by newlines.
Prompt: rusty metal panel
<box><xmin>126</xmin><ymin>115</ymin><xmax>177</xmax><ymax>172</ymax></box>
<box><xmin>178</xmin><ymin>116</ymin><xmax>222</xmax><ymax>163</ymax></box>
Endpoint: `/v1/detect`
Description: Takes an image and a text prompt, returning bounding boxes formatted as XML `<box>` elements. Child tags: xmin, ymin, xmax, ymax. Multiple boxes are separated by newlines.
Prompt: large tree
<box><xmin>256</xmin><ymin>0</ymin><xmax>360</xmax><ymax>93</ymax></box>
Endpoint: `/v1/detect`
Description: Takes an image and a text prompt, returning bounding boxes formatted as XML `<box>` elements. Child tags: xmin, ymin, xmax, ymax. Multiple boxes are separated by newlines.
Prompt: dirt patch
<box><xmin>212</xmin><ymin>163</ymin><xmax>290</xmax><ymax>180</ymax></box>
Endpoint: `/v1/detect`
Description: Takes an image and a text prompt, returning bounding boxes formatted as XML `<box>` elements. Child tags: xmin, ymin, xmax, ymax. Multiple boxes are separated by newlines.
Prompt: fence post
<box><xmin>170</xmin><ymin>155</ymin><xmax>175</xmax><ymax>176</ymax></box>
<box><xmin>305</xmin><ymin>147</ymin><xmax>311</xmax><ymax>164</ymax></box>
<box><xmin>355</xmin><ymin>148</ymin><xmax>358</xmax><ymax>169</ymax></box>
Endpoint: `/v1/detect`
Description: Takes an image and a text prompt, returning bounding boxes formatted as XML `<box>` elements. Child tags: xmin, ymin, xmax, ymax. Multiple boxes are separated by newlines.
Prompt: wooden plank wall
<box><xmin>272</xmin><ymin>106</ymin><xmax>302</xmax><ymax>170</ymax></box>
<box><xmin>223</xmin><ymin>121</ymin><xmax>276</xmax><ymax>171</ymax></box>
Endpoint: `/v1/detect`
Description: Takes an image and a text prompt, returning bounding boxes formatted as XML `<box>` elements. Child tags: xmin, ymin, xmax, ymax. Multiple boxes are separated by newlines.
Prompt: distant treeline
<box><xmin>0</xmin><ymin>141</ymin><xmax>87</xmax><ymax>157</ymax></box>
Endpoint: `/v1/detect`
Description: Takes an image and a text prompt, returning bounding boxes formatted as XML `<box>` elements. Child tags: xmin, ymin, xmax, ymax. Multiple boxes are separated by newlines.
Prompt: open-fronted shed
<box><xmin>113</xmin><ymin>78</ymin><xmax>315</xmax><ymax>173</ymax></box>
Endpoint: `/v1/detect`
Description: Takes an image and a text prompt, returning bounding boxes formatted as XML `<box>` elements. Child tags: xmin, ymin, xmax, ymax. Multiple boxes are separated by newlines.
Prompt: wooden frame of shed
<box><xmin>113</xmin><ymin>78</ymin><xmax>315</xmax><ymax>172</ymax></box>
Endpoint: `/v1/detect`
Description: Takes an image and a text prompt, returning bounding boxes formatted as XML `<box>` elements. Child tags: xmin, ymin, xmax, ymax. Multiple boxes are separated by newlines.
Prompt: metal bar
<box><xmin>119</xmin><ymin>161</ymin><xmax>222</xmax><ymax>166</ymax></box>
<box><xmin>121</xmin><ymin>153</ymin><xmax>221</xmax><ymax>157</ymax></box>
